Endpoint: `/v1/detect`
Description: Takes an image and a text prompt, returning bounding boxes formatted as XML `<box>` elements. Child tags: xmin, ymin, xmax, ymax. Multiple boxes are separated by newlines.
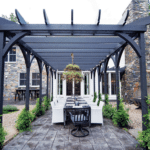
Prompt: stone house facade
<box><xmin>121</xmin><ymin>0</ymin><xmax>150</xmax><ymax>102</ymax></box>
<box><xmin>3</xmin><ymin>45</ymin><xmax>48</xmax><ymax>101</ymax></box>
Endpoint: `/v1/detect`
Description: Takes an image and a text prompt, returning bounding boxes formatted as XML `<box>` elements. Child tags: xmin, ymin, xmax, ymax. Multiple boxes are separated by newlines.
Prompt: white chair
<box><xmin>87</xmin><ymin>98</ymin><xmax>99</xmax><ymax>106</ymax></box>
<box><xmin>90</xmin><ymin>101</ymin><xmax>104</xmax><ymax>125</ymax></box>
<box><xmin>51</xmin><ymin>101</ymin><xmax>64</xmax><ymax>123</ymax></box>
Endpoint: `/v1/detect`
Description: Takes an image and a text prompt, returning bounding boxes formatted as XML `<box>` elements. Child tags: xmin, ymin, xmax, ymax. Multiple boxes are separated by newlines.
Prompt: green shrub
<box><xmin>103</xmin><ymin>104</ymin><xmax>117</xmax><ymax>119</ymax></box>
<box><xmin>43</xmin><ymin>96</ymin><xmax>51</xmax><ymax>110</ymax></box>
<box><xmin>112</xmin><ymin>95</ymin><xmax>129</xmax><ymax>127</ymax></box>
<box><xmin>0</xmin><ymin>121</ymin><xmax>7</xmax><ymax>149</ymax></box>
<box><xmin>137</xmin><ymin>96</ymin><xmax>150</xmax><ymax>149</ymax></box>
<box><xmin>15</xmin><ymin>108</ymin><xmax>34</xmax><ymax>132</ymax></box>
<box><xmin>32</xmin><ymin>98</ymin><xmax>45</xmax><ymax>118</ymax></box>
<box><xmin>102</xmin><ymin>94</ymin><xmax>116</xmax><ymax>119</ymax></box>
<box><xmin>3</xmin><ymin>105</ymin><xmax>19</xmax><ymax>114</ymax></box>
<box><xmin>93</xmin><ymin>92</ymin><xmax>97</xmax><ymax>102</ymax></box>
<box><xmin>97</xmin><ymin>91</ymin><xmax>102</xmax><ymax>106</ymax></box>
<box><xmin>105</xmin><ymin>94</ymin><xmax>109</xmax><ymax>105</ymax></box>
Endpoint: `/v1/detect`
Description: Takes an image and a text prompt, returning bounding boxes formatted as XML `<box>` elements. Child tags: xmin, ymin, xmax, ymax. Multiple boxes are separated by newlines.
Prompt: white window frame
<box><xmin>18</xmin><ymin>72</ymin><xmax>26</xmax><ymax>87</ymax></box>
<box><xmin>31</xmin><ymin>72</ymin><xmax>40</xmax><ymax>87</ymax></box>
<box><xmin>5</xmin><ymin>47</ymin><xmax>17</xmax><ymax>63</ymax></box>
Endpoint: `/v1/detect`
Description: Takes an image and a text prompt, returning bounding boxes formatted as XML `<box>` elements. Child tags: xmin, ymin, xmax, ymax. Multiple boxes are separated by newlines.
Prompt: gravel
<box><xmin>3</xmin><ymin>101</ymin><xmax>36</xmax><ymax>143</ymax></box>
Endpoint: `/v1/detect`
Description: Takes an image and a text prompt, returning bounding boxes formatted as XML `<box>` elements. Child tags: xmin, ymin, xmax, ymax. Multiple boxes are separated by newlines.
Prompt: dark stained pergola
<box><xmin>0</xmin><ymin>9</ymin><xmax>149</xmax><ymax>135</ymax></box>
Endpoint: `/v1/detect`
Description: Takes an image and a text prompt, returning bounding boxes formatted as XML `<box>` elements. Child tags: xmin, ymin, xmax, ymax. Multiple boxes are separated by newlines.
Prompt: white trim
<box><xmin>5</xmin><ymin>47</ymin><xmax>17</xmax><ymax>63</ymax></box>
<box><xmin>31</xmin><ymin>72</ymin><xmax>40</xmax><ymax>87</ymax></box>
<box><xmin>18</xmin><ymin>72</ymin><xmax>26</xmax><ymax>87</ymax></box>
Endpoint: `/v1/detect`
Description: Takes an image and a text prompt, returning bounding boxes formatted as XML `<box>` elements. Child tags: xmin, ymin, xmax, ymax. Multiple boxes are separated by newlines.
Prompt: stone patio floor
<box><xmin>3</xmin><ymin>108</ymin><xmax>142</xmax><ymax>150</ymax></box>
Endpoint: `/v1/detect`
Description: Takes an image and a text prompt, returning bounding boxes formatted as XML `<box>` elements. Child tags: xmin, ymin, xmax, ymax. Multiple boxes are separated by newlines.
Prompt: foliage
<box><xmin>97</xmin><ymin>91</ymin><xmax>102</xmax><ymax>106</ymax></box>
<box><xmin>0</xmin><ymin>120</ymin><xmax>7</xmax><ymax>149</ymax></box>
<box><xmin>15</xmin><ymin>108</ymin><xmax>34</xmax><ymax>132</ymax></box>
<box><xmin>105</xmin><ymin>94</ymin><xmax>109</xmax><ymax>105</ymax></box>
<box><xmin>102</xmin><ymin>94</ymin><xmax>116</xmax><ymax>119</ymax></box>
<box><xmin>93</xmin><ymin>92</ymin><xmax>97</xmax><ymax>102</ymax></box>
<box><xmin>3</xmin><ymin>105</ymin><xmax>19</xmax><ymax>114</ymax></box>
<box><xmin>42</xmin><ymin>96</ymin><xmax>51</xmax><ymax>111</ymax></box>
<box><xmin>103</xmin><ymin>104</ymin><xmax>117</xmax><ymax>119</ymax></box>
<box><xmin>32</xmin><ymin>98</ymin><xmax>45</xmax><ymax>119</ymax></box>
<box><xmin>137</xmin><ymin>96</ymin><xmax>150</xmax><ymax>149</ymax></box>
<box><xmin>2</xmin><ymin>13</ymin><xmax>18</xmax><ymax>23</ymax></box>
<box><xmin>112</xmin><ymin>95</ymin><xmax>129</xmax><ymax>127</ymax></box>
<box><xmin>62</xmin><ymin>64</ymin><xmax>83</xmax><ymax>83</ymax></box>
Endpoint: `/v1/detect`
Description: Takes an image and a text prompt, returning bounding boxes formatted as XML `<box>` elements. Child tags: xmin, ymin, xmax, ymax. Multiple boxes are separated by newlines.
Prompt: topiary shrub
<box><xmin>42</xmin><ymin>96</ymin><xmax>51</xmax><ymax>111</ymax></box>
<box><xmin>105</xmin><ymin>94</ymin><xmax>109</xmax><ymax>105</ymax></box>
<box><xmin>32</xmin><ymin>98</ymin><xmax>45</xmax><ymax>118</ymax></box>
<box><xmin>102</xmin><ymin>94</ymin><xmax>116</xmax><ymax>119</ymax></box>
<box><xmin>15</xmin><ymin>108</ymin><xmax>34</xmax><ymax>132</ymax></box>
<box><xmin>3</xmin><ymin>105</ymin><xmax>19</xmax><ymax>114</ymax></box>
<box><xmin>112</xmin><ymin>95</ymin><xmax>129</xmax><ymax>127</ymax></box>
<box><xmin>0</xmin><ymin>121</ymin><xmax>7</xmax><ymax>149</ymax></box>
<box><xmin>137</xmin><ymin>96</ymin><xmax>150</xmax><ymax>149</ymax></box>
<box><xmin>93</xmin><ymin>92</ymin><xmax>97</xmax><ymax>102</ymax></box>
<box><xmin>97</xmin><ymin>91</ymin><xmax>102</xmax><ymax>106</ymax></box>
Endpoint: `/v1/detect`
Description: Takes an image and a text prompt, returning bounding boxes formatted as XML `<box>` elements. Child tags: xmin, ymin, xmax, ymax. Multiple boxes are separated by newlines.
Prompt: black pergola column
<box><xmin>115</xmin><ymin>52</ymin><xmax>120</xmax><ymax>110</ymax></box>
<box><xmin>139</xmin><ymin>32</ymin><xmax>148</xmax><ymax>131</ymax></box>
<box><xmin>93</xmin><ymin>70</ymin><xmax>95</xmax><ymax>94</ymax></box>
<box><xmin>98</xmin><ymin>66</ymin><xmax>100</xmax><ymax>94</ymax></box>
<box><xmin>38</xmin><ymin>60</ymin><xmax>42</xmax><ymax>105</ymax></box>
<box><xmin>104</xmin><ymin>62</ymin><xmax>108</xmax><ymax>104</ymax></box>
<box><xmin>0</xmin><ymin>32</ymin><xmax>5</xmax><ymax>124</ymax></box>
<box><xmin>25</xmin><ymin>52</ymin><xmax>30</xmax><ymax>110</ymax></box>
<box><xmin>52</xmin><ymin>71</ymin><xmax>53</xmax><ymax>101</ymax></box>
<box><xmin>46</xmin><ymin>67</ymin><xmax>49</xmax><ymax>99</ymax></box>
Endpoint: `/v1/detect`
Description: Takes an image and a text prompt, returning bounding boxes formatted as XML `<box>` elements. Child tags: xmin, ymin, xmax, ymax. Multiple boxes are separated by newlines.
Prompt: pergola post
<box><xmin>46</xmin><ymin>66</ymin><xmax>49</xmax><ymax>99</ymax></box>
<box><xmin>115</xmin><ymin>52</ymin><xmax>120</xmax><ymax>110</ymax></box>
<box><xmin>52</xmin><ymin>70</ymin><xmax>53</xmax><ymax>101</ymax></box>
<box><xmin>0</xmin><ymin>32</ymin><xmax>5</xmax><ymax>124</ymax></box>
<box><xmin>25</xmin><ymin>51</ymin><xmax>30</xmax><ymax>110</ymax></box>
<box><xmin>93</xmin><ymin>70</ymin><xmax>95</xmax><ymax>95</ymax></box>
<box><xmin>104</xmin><ymin>61</ymin><xmax>108</xmax><ymax>104</ymax></box>
<box><xmin>97</xmin><ymin>66</ymin><xmax>100</xmax><ymax>95</ymax></box>
<box><xmin>38</xmin><ymin>60</ymin><xmax>42</xmax><ymax>105</ymax></box>
<box><xmin>139</xmin><ymin>32</ymin><xmax>148</xmax><ymax>131</ymax></box>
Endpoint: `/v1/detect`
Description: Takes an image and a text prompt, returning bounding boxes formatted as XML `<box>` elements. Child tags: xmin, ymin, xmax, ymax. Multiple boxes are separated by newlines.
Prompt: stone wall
<box><xmin>121</xmin><ymin>0</ymin><xmax>150</xmax><ymax>102</ymax></box>
<box><xmin>3</xmin><ymin>45</ymin><xmax>47</xmax><ymax>101</ymax></box>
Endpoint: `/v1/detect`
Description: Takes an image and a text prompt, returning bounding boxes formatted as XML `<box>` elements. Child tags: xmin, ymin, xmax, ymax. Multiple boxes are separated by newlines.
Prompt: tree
<box><xmin>2</xmin><ymin>13</ymin><xmax>18</xmax><ymax>23</ymax></box>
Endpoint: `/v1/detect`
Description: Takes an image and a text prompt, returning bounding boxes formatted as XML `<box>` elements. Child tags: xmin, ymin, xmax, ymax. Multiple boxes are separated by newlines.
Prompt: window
<box><xmin>4</xmin><ymin>47</ymin><xmax>16</xmax><ymax>62</ymax></box>
<box><xmin>57</xmin><ymin>73</ymin><xmax>63</xmax><ymax>95</ymax></box>
<box><xmin>32</xmin><ymin>73</ymin><xmax>40</xmax><ymax>86</ymax></box>
<box><xmin>84</xmin><ymin>73</ymin><xmax>90</xmax><ymax>95</ymax></box>
<box><xmin>20</xmin><ymin>73</ymin><xmax>26</xmax><ymax>86</ymax></box>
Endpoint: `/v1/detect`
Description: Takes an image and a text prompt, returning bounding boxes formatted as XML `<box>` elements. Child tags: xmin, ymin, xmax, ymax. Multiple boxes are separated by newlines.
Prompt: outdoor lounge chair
<box><xmin>69</xmin><ymin>107</ymin><xmax>91</xmax><ymax>137</ymax></box>
<box><xmin>90</xmin><ymin>101</ymin><xmax>104</xmax><ymax>125</ymax></box>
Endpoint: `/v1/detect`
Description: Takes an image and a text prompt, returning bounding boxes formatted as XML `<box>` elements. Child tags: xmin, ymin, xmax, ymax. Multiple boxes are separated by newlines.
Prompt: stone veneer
<box><xmin>121</xmin><ymin>0</ymin><xmax>150</xmax><ymax>102</ymax></box>
<box><xmin>3</xmin><ymin>45</ymin><xmax>49</xmax><ymax>101</ymax></box>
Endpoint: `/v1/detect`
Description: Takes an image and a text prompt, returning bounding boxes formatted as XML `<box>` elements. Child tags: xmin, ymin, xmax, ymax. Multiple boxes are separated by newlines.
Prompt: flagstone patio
<box><xmin>2</xmin><ymin>108</ymin><xmax>142</xmax><ymax>150</ymax></box>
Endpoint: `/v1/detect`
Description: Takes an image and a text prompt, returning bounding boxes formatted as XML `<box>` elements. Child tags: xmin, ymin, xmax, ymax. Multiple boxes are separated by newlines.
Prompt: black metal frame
<box><xmin>0</xmin><ymin>9</ymin><xmax>149</xmax><ymax>137</ymax></box>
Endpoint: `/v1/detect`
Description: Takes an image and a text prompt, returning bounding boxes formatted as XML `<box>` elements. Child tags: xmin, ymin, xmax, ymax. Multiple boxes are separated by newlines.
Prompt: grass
<box><xmin>3</xmin><ymin>105</ymin><xmax>19</xmax><ymax>114</ymax></box>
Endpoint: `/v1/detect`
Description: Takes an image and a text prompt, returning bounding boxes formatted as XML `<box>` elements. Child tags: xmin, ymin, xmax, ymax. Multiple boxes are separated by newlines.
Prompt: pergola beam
<box><xmin>22</xmin><ymin>36</ymin><xmax>125</xmax><ymax>43</ymax></box>
<box><xmin>0</xmin><ymin>24</ymin><xmax>146</xmax><ymax>33</ymax></box>
<box><xmin>34</xmin><ymin>49</ymin><xmax>113</xmax><ymax>53</ymax></box>
<box><xmin>27</xmin><ymin>43</ymin><xmax>119</xmax><ymax>49</ymax></box>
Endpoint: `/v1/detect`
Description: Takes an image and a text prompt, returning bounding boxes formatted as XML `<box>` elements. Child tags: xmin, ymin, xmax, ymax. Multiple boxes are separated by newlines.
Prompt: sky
<box><xmin>0</xmin><ymin>0</ymin><xmax>132</xmax><ymax>24</ymax></box>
